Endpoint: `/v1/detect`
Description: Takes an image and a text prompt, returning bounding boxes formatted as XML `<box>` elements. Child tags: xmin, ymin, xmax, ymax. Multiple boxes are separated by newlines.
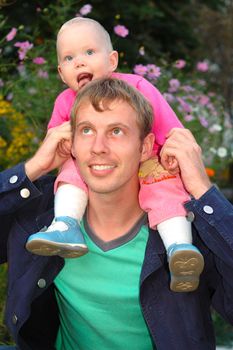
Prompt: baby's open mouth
<box><xmin>77</xmin><ymin>73</ymin><xmax>93</xmax><ymax>89</ymax></box>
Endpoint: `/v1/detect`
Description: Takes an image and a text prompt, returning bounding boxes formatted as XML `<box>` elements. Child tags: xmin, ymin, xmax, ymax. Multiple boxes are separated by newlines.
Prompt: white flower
<box><xmin>217</xmin><ymin>147</ymin><xmax>227</xmax><ymax>158</ymax></box>
<box><xmin>209</xmin><ymin>124</ymin><xmax>222</xmax><ymax>133</ymax></box>
<box><xmin>210</xmin><ymin>147</ymin><xmax>217</xmax><ymax>154</ymax></box>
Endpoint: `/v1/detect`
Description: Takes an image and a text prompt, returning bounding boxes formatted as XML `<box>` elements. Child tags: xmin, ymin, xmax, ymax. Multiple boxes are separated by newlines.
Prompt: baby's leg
<box><xmin>26</xmin><ymin>158</ymin><xmax>88</xmax><ymax>258</ymax></box>
<box><xmin>139</xmin><ymin>155</ymin><xmax>204</xmax><ymax>292</ymax></box>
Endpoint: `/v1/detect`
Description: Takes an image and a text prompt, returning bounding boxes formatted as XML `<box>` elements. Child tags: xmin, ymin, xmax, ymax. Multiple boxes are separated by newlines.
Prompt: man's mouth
<box><xmin>91</xmin><ymin>164</ymin><xmax>115</xmax><ymax>171</ymax></box>
<box><xmin>77</xmin><ymin>73</ymin><xmax>93</xmax><ymax>89</ymax></box>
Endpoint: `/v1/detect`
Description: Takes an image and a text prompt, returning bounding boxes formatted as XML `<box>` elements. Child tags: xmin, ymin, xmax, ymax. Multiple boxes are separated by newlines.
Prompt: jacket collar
<box><xmin>140</xmin><ymin>229</ymin><xmax>166</xmax><ymax>284</ymax></box>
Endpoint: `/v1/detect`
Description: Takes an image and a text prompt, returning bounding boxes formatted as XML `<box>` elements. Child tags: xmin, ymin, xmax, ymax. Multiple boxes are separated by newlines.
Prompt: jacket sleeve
<box><xmin>0</xmin><ymin>163</ymin><xmax>42</xmax><ymax>215</ymax></box>
<box><xmin>185</xmin><ymin>186</ymin><xmax>233</xmax><ymax>324</ymax></box>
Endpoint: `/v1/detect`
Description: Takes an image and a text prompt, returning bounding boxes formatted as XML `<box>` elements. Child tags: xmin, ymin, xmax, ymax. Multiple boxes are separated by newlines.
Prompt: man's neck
<box><xmin>87</xmin><ymin>187</ymin><xmax>144</xmax><ymax>242</ymax></box>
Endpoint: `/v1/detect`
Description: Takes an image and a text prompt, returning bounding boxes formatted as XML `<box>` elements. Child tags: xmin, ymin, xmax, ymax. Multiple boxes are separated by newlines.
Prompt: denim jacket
<box><xmin>0</xmin><ymin>163</ymin><xmax>233</xmax><ymax>350</ymax></box>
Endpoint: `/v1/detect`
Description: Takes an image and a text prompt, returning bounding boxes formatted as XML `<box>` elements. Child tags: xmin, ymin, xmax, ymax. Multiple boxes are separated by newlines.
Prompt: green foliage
<box><xmin>212</xmin><ymin>310</ymin><xmax>233</xmax><ymax>346</ymax></box>
<box><xmin>0</xmin><ymin>265</ymin><xmax>13</xmax><ymax>345</ymax></box>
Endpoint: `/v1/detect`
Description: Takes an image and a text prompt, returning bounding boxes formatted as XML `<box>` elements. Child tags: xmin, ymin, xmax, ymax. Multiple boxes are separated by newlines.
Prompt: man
<box><xmin>0</xmin><ymin>78</ymin><xmax>233</xmax><ymax>350</ymax></box>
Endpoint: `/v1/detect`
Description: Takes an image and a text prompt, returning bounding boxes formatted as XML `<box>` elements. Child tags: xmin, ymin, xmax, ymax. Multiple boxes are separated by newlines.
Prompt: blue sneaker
<box><xmin>26</xmin><ymin>216</ymin><xmax>88</xmax><ymax>258</ymax></box>
<box><xmin>167</xmin><ymin>243</ymin><xmax>204</xmax><ymax>292</ymax></box>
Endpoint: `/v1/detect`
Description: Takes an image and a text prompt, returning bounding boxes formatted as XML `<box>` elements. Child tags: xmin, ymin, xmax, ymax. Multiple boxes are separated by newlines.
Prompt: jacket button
<box><xmin>20</xmin><ymin>188</ymin><xmax>30</xmax><ymax>198</ymax></box>
<box><xmin>186</xmin><ymin>211</ymin><xmax>195</xmax><ymax>222</ymax></box>
<box><xmin>12</xmin><ymin>314</ymin><xmax>18</xmax><ymax>325</ymax></box>
<box><xmin>9</xmin><ymin>175</ymin><xmax>18</xmax><ymax>184</ymax></box>
<box><xmin>203</xmin><ymin>205</ymin><xmax>214</xmax><ymax>214</ymax></box>
<box><xmin>37</xmin><ymin>279</ymin><xmax>46</xmax><ymax>288</ymax></box>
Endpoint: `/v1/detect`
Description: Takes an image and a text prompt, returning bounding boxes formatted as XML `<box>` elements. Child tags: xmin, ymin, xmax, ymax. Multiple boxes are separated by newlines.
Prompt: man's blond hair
<box><xmin>71</xmin><ymin>78</ymin><xmax>153</xmax><ymax>140</ymax></box>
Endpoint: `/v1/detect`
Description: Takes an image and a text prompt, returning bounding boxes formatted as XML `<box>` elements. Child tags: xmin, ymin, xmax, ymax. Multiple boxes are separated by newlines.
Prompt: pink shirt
<box><xmin>48</xmin><ymin>72</ymin><xmax>183</xmax><ymax>153</ymax></box>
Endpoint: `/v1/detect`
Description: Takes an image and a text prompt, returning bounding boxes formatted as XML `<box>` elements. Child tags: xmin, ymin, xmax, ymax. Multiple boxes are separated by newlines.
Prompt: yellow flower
<box><xmin>0</xmin><ymin>96</ymin><xmax>37</xmax><ymax>169</ymax></box>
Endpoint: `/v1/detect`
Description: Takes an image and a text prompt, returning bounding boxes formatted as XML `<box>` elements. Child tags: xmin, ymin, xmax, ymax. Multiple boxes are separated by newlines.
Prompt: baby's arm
<box><xmin>49</xmin><ymin>89</ymin><xmax>88</xmax><ymax>219</ymax></box>
<box><xmin>137</xmin><ymin>77</ymin><xmax>183</xmax><ymax>149</ymax></box>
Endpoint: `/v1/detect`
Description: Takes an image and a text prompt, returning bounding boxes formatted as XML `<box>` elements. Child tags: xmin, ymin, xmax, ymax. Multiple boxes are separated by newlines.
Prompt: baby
<box><xmin>26</xmin><ymin>17</ymin><xmax>204</xmax><ymax>292</ymax></box>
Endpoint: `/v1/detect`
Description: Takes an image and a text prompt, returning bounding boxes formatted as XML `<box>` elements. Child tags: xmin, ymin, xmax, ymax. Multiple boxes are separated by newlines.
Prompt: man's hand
<box><xmin>160</xmin><ymin>128</ymin><xmax>212</xmax><ymax>199</ymax></box>
<box><xmin>25</xmin><ymin>122</ymin><xmax>72</xmax><ymax>181</ymax></box>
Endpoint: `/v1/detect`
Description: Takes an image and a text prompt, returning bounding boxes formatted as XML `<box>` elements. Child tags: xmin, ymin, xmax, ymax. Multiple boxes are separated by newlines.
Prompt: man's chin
<box><xmin>87</xmin><ymin>182</ymin><xmax>119</xmax><ymax>196</ymax></box>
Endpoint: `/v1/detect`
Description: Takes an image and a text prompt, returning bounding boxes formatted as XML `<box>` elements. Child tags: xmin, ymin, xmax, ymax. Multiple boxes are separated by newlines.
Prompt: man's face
<box><xmin>72</xmin><ymin>100</ymin><xmax>152</xmax><ymax>197</ymax></box>
<box><xmin>57</xmin><ymin>23</ymin><xmax>118</xmax><ymax>92</ymax></box>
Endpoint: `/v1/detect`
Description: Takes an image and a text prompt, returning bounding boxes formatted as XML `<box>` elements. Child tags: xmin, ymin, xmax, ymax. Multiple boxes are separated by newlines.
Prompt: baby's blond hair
<box><xmin>56</xmin><ymin>17</ymin><xmax>113</xmax><ymax>55</ymax></box>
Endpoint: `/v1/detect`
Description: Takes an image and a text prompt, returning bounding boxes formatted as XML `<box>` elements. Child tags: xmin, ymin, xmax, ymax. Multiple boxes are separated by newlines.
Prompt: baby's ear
<box><xmin>109</xmin><ymin>51</ymin><xmax>118</xmax><ymax>72</ymax></box>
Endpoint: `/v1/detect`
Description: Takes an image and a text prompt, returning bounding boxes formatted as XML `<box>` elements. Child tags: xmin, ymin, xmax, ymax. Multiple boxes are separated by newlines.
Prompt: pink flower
<box><xmin>6</xmin><ymin>92</ymin><xmax>13</xmax><ymax>101</ymax></box>
<box><xmin>146</xmin><ymin>64</ymin><xmax>161</xmax><ymax>80</ymax></box>
<box><xmin>177</xmin><ymin>97</ymin><xmax>192</xmax><ymax>113</ymax></box>
<box><xmin>181</xmin><ymin>85</ymin><xmax>194</xmax><ymax>93</ymax></box>
<box><xmin>17</xmin><ymin>63</ymin><xmax>26</xmax><ymax>76</ymax></box>
<box><xmin>174</xmin><ymin>59</ymin><xmax>186</xmax><ymax>69</ymax></box>
<box><xmin>0</xmin><ymin>79</ymin><xmax>4</xmax><ymax>87</ymax></box>
<box><xmin>14</xmin><ymin>41</ymin><xmax>33</xmax><ymax>60</ymax></box>
<box><xmin>199</xmin><ymin>95</ymin><xmax>210</xmax><ymax>106</ymax></box>
<box><xmin>184</xmin><ymin>114</ymin><xmax>194</xmax><ymax>122</ymax></box>
<box><xmin>6</xmin><ymin>27</ymin><xmax>17</xmax><ymax>41</ymax></box>
<box><xmin>197</xmin><ymin>79</ymin><xmax>206</xmax><ymax>86</ymax></box>
<box><xmin>79</xmin><ymin>4</ymin><xmax>92</xmax><ymax>16</ymax></box>
<box><xmin>196</xmin><ymin>61</ymin><xmax>209</xmax><ymax>72</ymax></box>
<box><xmin>168</xmin><ymin>79</ymin><xmax>180</xmax><ymax>93</ymax></box>
<box><xmin>114</xmin><ymin>25</ymin><xmax>129</xmax><ymax>38</ymax></box>
<box><xmin>33</xmin><ymin>57</ymin><xmax>46</xmax><ymax>65</ymax></box>
<box><xmin>38</xmin><ymin>69</ymin><xmax>48</xmax><ymax>79</ymax></box>
<box><xmin>163</xmin><ymin>93</ymin><xmax>175</xmax><ymax>103</ymax></box>
<box><xmin>133</xmin><ymin>64</ymin><xmax>147</xmax><ymax>76</ymax></box>
<box><xmin>199</xmin><ymin>116</ymin><xmax>209</xmax><ymax>128</ymax></box>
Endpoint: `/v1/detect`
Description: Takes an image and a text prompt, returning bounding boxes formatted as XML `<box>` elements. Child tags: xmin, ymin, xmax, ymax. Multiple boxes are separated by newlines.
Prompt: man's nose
<box><xmin>91</xmin><ymin>134</ymin><xmax>109</xmax><ymax>155</ymax></box>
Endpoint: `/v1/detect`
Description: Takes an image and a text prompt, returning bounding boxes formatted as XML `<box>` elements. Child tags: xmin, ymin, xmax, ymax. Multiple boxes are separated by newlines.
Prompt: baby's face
<box><xmin>57</xmin><ymin>23</ymin><xmax>118</xmax><ymax>92</ymax></box>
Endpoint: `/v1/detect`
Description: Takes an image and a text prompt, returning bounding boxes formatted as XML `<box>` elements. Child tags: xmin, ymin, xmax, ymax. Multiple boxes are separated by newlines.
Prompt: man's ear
<box><xmin>140</xmin><ymin>133</ymin><xmax>155</xmax><ymax>162</ymax></box>
<box><xmin>109</xmin><ymin>51</ymin><xmax>118</xmax><ymax>72</ymax></box>
<box><xmin>58</xmin><ymin>65</ymin><xmax>66</xmax><ymax>84</ymax></box>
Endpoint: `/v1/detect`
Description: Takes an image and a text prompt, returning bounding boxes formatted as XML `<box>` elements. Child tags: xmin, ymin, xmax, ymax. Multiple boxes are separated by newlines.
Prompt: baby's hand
<box><xmin>58</xmin><ymin>138</ymin><xmax>72</xmax><ymax>157</ymax></box>
<box><xmin>162</xmin><ymin>155</ymin><xmax>180</xmax><ymax>175</ymax></box>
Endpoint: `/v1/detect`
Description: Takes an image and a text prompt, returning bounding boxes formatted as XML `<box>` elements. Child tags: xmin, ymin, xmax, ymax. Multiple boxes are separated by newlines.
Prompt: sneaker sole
<box><xmin>26</xmin><ymin>239</ymin><xmax>88</xmax><ymax>258</ymax></box>
<box><xmin>169</xmin><ymin>250</ymin><xmax>204</xmax><ymax>292</ymax></box>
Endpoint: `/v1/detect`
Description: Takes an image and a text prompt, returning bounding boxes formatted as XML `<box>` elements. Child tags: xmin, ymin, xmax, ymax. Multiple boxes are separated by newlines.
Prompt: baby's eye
<box><xmin>112</xmin><ymin>128</ymin><xmax>123</xmax><ymax>135</ymax></box>
<box><xmin>64</xmin><ymin>55</ymin><xmax>73</xmax><ymax>62</ymax></box>
<box><xmin>86</xmin><ymin>49</ymin><xmax>94</xmax><ymax>56</ymax></box>
<box><xmin>82</xmin><ymin>127</ymin><xmax>93</xmax><ymax>135</ymax></box>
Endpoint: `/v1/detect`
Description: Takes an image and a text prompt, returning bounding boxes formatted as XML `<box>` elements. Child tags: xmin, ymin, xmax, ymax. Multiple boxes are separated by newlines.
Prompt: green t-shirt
<box><xmin>54</xmin><ymin>214</ymin><xmax>154</xmax><ymax>350</ymax></box>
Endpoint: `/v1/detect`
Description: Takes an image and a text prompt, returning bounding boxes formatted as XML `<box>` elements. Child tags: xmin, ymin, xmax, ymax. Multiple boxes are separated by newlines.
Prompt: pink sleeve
<box><xmin>47</xmin><ymin>89</ymin><xmax>76</xmax><ymax>129</ymax></box>
<box><xmin>137</xmin><ymin>77</ymin><xmax>183</xmax><ymax>150</ymax></box>
<box><xmin>47</xmin><ymin>89</ymin><xmax>87</xmax><ymax>194</ymax></box>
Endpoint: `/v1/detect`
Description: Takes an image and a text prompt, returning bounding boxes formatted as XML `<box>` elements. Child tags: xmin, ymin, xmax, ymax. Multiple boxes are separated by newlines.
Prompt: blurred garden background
<box><xmin>0</xmin><ymin>0</ymin><xmax>233</xmax><ymax>346</ymax></box>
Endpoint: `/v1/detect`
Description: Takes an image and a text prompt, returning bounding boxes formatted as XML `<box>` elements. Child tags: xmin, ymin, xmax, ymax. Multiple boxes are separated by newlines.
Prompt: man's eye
<box><xmin>112</xmin><ymin>128</ymin><xmax>123</xmax><ymax>135</ymax></box>
<box><xmin>64</xmin><ymin>55</ymin><xmax>73</xmax><ymax>62</ymax></box>
<box><xmin>82</xmin><ymin>127</ymin><xmax>93</xmax><ymax>135</ymax></box>
<box><xmin>86</xmin><ymin>49</ymin><xmax>94</xmax><ymax>56</ymax></box>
